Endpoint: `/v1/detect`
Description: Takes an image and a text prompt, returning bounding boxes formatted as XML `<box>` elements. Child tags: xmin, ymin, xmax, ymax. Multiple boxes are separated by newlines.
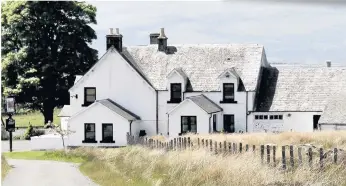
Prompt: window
<box><xmin>255</xmin><ymin>115</ymin><xmax>259</xmax><ymax>120</ymax></box>
<box><xmin>169</xmin><ymin>83</ymin><xmax>181</xmax><ymax>103</ymax></box>
<box><xmin>83</xmin><ymin>87</ymin><xmax>96</xmax><ymax>106</ymax></box>
<box><xmin>274</xmin><ymin>115</ymin><xmax>279</xmax><ymax>120</ymax></box>
<box><xmin>255</xmin><ymin>115</ymin><xmax>269</xmax><ymax>120</ymax></box>
<box><xmin>278</xmin><ymin>115</ymin><xmax>283</xmax><ymax>120</ymax></box>
<box><xmin>83</xmin><ymin>123</ymin><xmax>96</xmax><ymax>143</ymax></box>
<box><xmin>259</xmin><ymin>115</ymin><xmax>264</xmax><ymax>120</ymax></box>
<box><xmin>213</xmin><ymin>114</ymin><xmax>217</xmax><ymax>132</ymax></box>
<box><xmin>101</xmin><ymin>123</ymin><xmax>114</xmax><ymax>143</ymax></box>
<box><xmin>264</xmin><ymin>115</ymin><xmax>268</xmax><ymax>120</ymax></box>
<box><xmin>270</xmin><ymin>115</ymin><xmax>274</xmax><ymax>120</ymax></box>
<box><xmin>268</xmin><ymin>115</ymin><xmax>283</xmax><ymax>120</ymax></box>
<box><xmin>223</xmin><ymin>83</ymin><xmax>235</xmax><ymax>101</ymax></box>
<box><xmin>181</xmin><ymin>116</ymin><xmax>197</xmax><ymax>134</ymax></box>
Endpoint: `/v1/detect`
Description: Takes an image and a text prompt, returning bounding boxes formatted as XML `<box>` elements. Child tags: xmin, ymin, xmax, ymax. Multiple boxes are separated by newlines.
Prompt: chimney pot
<box><xmin>115</xmin><ymin>28</ymin><xmax>120</xmax><ymax>35</ymax></box>
<box><xmin>109</xmin><ymin>28</ymin><xmax>114</xmax><ymax>35</ymax></box>
<box><xmin>326</xmin><ymin>60</ymin><xmax>331</xmax><ymax>67</ymax></box>
<box><xmin>158</xmin><ymin>28</ymin><xmax>167</xmax><ymax>39</ymax></box>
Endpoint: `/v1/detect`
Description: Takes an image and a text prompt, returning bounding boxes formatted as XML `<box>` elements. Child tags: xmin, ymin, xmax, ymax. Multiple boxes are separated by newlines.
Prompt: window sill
<box><xmin>219</xmin><ymin>100</ymin><xmax>237</xmax><ymax>104</ymax></box>
<box><xmin>81</xmin><ymin>103</ymin><xmax>93</xmax><ymax>107</ymax></box>
<box><xmin>82</xmin><ymin>140</ymin><xmax>97</xmax><ymax>143</ymax></box>
<box><xmin>100</xmin><ymin>140</ymin><xmax>115</xmax><ymax>143</ymax></box>
<box><xmin>167</xmin><ymin>100</ymin><xmax>181</xmax><ymax>104</ymax></box>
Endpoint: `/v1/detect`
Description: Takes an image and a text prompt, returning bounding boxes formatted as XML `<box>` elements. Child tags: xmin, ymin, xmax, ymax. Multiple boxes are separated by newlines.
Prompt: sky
<box><xmin>88</xmin><ymin>1</ymin><xmax>346</xmax><ymax>65</ymax></box>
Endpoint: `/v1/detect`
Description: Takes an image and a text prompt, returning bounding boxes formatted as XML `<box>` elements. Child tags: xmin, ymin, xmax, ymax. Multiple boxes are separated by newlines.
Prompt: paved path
<box><xmin>2</xmin><ymin>159</ymin><xmax>98</xmax><ymax>186</ymax></box>
<box><xmin>1</xmin><ymin>140</ymin><xmax>31</xmax><ymax>152</ymax></box>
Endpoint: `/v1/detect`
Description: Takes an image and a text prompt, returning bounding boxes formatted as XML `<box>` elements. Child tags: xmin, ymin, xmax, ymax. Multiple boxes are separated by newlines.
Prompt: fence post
<box><xmin>206</xmin><ymin>139</ymin><xmax>209</xmax><ymax>149</ymax></box>
<box><xmin>224</xmin><ymin>141</ymin><xmax>227</xmax><ymax>153</ymax></box>
<box><xmin>290</xmin><ymin>145</ymin><xmax>294</xmax><ymax>168</ymax></box>
<box><xmin>210</xmin><ymin>140</ymin><xmax>213</xmax><ymax>152</ymax></box>
<box><xmin>188</xmin><ymin>137</ymin><xmax>191</xmax><ymax>149</ymax></box>
<box><xmin>261</xmin><ymin>145</ymin><xmax>264</xmax><ymax>164</ymax></box>
<box><xmin>282</xmin><ymin>146</ymin><xmax>286</xmax><ymax>170</ymax></box>
<box><xmin>145</xmin><ymin>137</ymin><xmax>148</xmax><ymax>147</ymax></box>
<box><xmin>253</xmin><ymin>145</ymin><xmax>256</xmax><ymax>153</ymax></box>
<box><xmin>198</xmin><ymin>138</ymin><xmax>200</xmax><ymax>149</ymax></box>
<box><xmin>267</xmin><ymin>145</ymin><xmax>270</xmax><ymax>164</ymax></box>
<box><xmin>298</xmin><ymin>147</ymin><xmax>302</xmax><ymax>166</ymax></box>
<box><xmin>308</xmin><ymin>147</ymin><xmax>313</xmax><ymax>168</ymax></box>
<box><xmin>334</xmin><ymin>148</ymin><xmax>338</xmax><ymax>164</ymax></box>
<box><xmin>202</xmin><ymin>139</ymin><xmax>204</xmax><ymax>148</ymax></box>
<box><xmin>239</xmin><ymin>143</ymin><xmax>243</xmax><ymax>153</ymax></box>
<box><xmin>233</xmin><ymin>143</ymin><xmax>237</xmax><ymax>154</ymax></box>
<box><xmin>319</xmin><ymin>148</ymin><xmax>324</xmax><ymax>169</ymax></box>
<box><xmin>174</xmin><ymin>138</ymin><xmax>177</xmax><ymax>151</ymax></box>
<box><xmin>184</xmin><ymin>137</ymin><xmax>187</xmax><ymax>150</ymax></box>
<box><xmin>156</xmin><ymin>140</ymin><xmax>159</xmax><ymax>149</ymax></box>
<box><xmin>228</xmin><ymin>142</ymin><xmax>232</xmax><ymax>153</ymax></box>
<box><xmin>246</xmin><ymin>144</ymin><xmax>249</xmax><ymax>152</ymax></box>
<box><xmin>273</xmin><ymin>146</ymin><xmax>276</xmax><ymax>167</ymax></box>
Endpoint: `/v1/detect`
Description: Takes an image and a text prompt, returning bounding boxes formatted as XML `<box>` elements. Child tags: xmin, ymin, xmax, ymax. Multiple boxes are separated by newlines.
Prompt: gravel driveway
<box><xmin>2</xmin><ymin>159</ymin><xmax>98</xmax><ymax>186</ymax></box>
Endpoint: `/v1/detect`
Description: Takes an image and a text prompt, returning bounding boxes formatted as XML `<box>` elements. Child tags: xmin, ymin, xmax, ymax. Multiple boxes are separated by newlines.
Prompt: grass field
<box><xmin>9</xmin><ymin>108</ymin><xmax>61</xmax><ymax>127</ymax></box>
<box><xmin>3</xmin><ymin>132</ymin><xmax>346</xmax><ymax>186</ymax></box>
<box><xmin>1</xmin><ymin>155</ymin><xmax>11</xmax><ymax>180</ymax></box>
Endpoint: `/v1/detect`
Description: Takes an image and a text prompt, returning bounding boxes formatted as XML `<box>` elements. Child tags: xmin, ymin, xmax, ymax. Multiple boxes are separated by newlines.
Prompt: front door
<box><xmin>223</xmin><ymin>115</ymin><xmax>235</xmax><ymax>133</ymax></box>
<box><xmin>181</xmin><ymin>116</ymin><xmax>197</xmax><ymax>134</ymax></box>
<box><xmin>313</xmin><ymin>115</ymin><xmax>321</xmax><ymax>130</ymax></box>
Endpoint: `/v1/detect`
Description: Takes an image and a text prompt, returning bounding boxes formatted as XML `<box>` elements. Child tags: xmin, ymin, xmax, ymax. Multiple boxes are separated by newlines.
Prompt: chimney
<box><xmin>149</xmin><ymin>33</ymin><xmax>160</xmax><ymax>44</ymax></box>
<box><xmin>326</xmin><ymin>60</ymin><xmax>331</xmax><ymax>67</ymax></box>
<box><xmin>157</xmin><ymin>28</ymin><xmax>168</xmax><ymax>52</ymax></box>
<box><xmin>106</xmin><ymin>28</ymin><xmax>123</xmax><ymax>52</ymax></box>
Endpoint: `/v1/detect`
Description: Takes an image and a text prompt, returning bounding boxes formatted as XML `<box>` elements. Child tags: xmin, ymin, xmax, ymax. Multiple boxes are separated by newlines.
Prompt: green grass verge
<box><xmin>3</xmin><ymin>150</ymin><xmax>86</xmax><ymax>163</ymax></box>
<box><xmin>1</xmin><ymin>155</ymin><xmax>11</xmax><ymax>180</ymax></box>
<box><xmin>11</xmin><ymin>108</ymin><xmax>61</xmax><ymax>127</ymax></box>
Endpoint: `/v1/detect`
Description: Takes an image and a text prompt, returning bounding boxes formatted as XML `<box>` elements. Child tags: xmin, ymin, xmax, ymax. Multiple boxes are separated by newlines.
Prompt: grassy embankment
<box><xmin>1</xmin><ymin>155</ymin><xmax>11</xmax><ymax>180</ymax></box>
<box><xmin>3</xmin><ymin>131</ymin><xmax>346</xmax><ymax>186</ymax></box>
<box><xmin>10</xmin><ymin>108</ymin><xmax>61</xmax><ymax>127</ymax></box>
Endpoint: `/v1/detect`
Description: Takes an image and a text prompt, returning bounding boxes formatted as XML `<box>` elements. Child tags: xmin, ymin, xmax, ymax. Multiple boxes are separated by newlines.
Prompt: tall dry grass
<box><xmin>74</xmin><ymin>145</ymin><xmax>346</xmax><ymax>186</ymax></box>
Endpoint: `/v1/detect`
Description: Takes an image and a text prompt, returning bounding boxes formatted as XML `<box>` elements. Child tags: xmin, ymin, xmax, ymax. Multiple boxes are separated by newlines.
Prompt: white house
<box><xmin>58</xmin><ymin>28</ymin><xmax>346</xmax><ymax>147</ymax></box>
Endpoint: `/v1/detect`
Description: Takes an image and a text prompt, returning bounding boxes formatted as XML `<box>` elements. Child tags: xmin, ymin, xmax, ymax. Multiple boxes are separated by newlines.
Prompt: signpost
<box><xmin>5</xmin><ymin>96</ymin><xmax>16</xmax><ymax>152</ymax></box>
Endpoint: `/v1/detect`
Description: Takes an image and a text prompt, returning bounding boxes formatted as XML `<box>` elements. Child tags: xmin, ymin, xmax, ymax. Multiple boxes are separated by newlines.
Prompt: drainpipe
<box><xmin>156</xmin><ymin>90</ymin><xmax>159</xmax><ymax>135</ymax></box>
<box><xmin>245</xmin><ymin>91</ymin><xmax>248</xmax><ymax>133</ymax></box>
<box><xmin>129</xmin><ymin>121</ymin><xmax>133</xmax><ymax>135</ymax></box>
<box><xmin>167</xmin><ymin>113</ymin><xmax>170</xmax><ymax>136</ymax></box>
<box><xmin>209</xmin><ymin>114</ymin><xmax>212</xmax><ymax>133</ymax></box>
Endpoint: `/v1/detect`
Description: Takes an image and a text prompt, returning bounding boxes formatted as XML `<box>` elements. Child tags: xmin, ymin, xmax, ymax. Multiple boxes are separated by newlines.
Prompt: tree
<box><xmin>50</xmin><ymin>124</ymin><xmax>75</xmax><ymax>152</ymax></box>
<box><xmin>1</xmin><ymin>1</ymin><xmax>98</xmax><ymax>123</ymax></box>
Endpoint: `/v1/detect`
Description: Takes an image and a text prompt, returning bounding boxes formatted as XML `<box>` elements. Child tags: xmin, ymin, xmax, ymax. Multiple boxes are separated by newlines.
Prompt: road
<box><xmin>2</xmin><ymin>159</ymin><xmax>98</xmax><ymax>186</ymax></box>
<box><xmin>1</xmin><ymin>140</ymin><xmax>31</xmax><ymax>152</ymax></box>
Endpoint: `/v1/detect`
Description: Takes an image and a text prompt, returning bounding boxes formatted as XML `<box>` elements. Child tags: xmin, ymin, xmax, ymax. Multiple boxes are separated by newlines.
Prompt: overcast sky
<box><xmin>88</xmin><ymin>1</ymin><xmax>346</xmax><ymax>65</ymax></box>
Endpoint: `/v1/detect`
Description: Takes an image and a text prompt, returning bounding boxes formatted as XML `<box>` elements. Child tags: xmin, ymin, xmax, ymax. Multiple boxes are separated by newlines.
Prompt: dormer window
<box><xmin>168</xmin><ymin>83</ymin><xmax>181</xmax><ymax>103</ymax></box>
<box><xmin>83</xmin><ymin>87</ymin><xmax>96</xmax><ymax>106</ymax></box>
<box><xmin>220</xmin><ymin>83</ymin><xmax>237</xmax><ymax>103</ymax></box>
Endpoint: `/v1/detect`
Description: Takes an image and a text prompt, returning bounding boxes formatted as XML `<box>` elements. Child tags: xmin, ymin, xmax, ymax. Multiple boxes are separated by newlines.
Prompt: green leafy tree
<box><xmin>1</xmin><ymin>1</ymin><xmax>98</xmax><ymax>123</ymax></box>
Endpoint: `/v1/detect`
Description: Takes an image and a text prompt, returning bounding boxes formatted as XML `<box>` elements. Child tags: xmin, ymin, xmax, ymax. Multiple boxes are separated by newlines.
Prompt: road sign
<box><xmin>6</xmin><ymin>117</ymin><xmax>15</xmax><ymax>132</ymax></box>
<box><xmin>6</xmin><ymin>97</ymin><xmax>15</xmax><ymax>113</ymax></box>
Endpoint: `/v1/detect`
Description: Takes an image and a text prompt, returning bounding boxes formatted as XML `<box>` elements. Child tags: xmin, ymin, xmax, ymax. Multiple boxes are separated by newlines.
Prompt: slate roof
<box><xmin>58</xmin><ymin>105</ymin><xmax>71</xmax><ymax>117</ymax></box>
<box><xmin>96</xmin><ymin>99</ymin><xmax>140</xmax><ymax>120</ymax></box>
<box><xmin>319</xmin><ymin>93</ymin><xmax>346</xmax><ymax>124</ymax></box>
<box><xmin>186</xmin><ymin>94</ymin><xmax>223</xmax><ymax>114</ymax></box>
<box><xmin>256</xmin><ymin>64</ymin><xmax>346</xmax><ymax>111</ymax></box>
<box><xmin>122</xmin><ymin>44</ymin><xmax>265</xmax><ymax>91</ymax></box>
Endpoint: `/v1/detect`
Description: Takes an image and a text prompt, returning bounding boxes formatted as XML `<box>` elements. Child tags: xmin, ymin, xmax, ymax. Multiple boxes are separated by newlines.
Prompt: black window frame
<box><xmin>270</xmin><ymin>115</ymin><xmax>274</xmax><ymax>120</ymax></box>
<box><xmin>83</xmin><ymin>123</ymin><xmax>97</xmax><ymax>143</ymax></box>
<box><xmin>220</xmin><ymin>83</ymin><xmax>237</xmax><ymax>104</ymax></box>
<box><xmin>259</xmin><ymin>115</ymin><xmax>264</xmax><ymax>120</ymax></box>
<box><xmin>264</xmin><ymin>115</ymin><xmax>268</xmax><ymax>120</ymax></box>
<box><xmin>168</xmin><ymin>83</ymin><xmax>182</xmax><ymax>103</ymax></box>
<box><xmin>181</xmin><ymin>116</ymin><xmax>197</xmax><ymax>134</ymax></box>
<box><xmin>100</xmin><ymin>123</ymin><xmax>115</xmax><ymax>143</ymax></box>
<box><xmin>83</xmin><ymin>87</ymin><xmax>96</xmax><ymax>107</ymax></box>
<box><xmin>255</xmin><ymin>115</ymin><xmax>259</xmax><ymax>120</ymax></box>
<box><xmin>278</xmin><ymin>115</ymin><xmax>283</xmax><ymax>120</ymax></box>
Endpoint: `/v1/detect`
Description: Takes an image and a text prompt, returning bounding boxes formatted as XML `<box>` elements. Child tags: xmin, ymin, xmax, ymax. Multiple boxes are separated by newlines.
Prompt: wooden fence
<box><xmin>126</xmin><ymin>133</ymin><xmax>345</xmax><ymax>170</ymax></box>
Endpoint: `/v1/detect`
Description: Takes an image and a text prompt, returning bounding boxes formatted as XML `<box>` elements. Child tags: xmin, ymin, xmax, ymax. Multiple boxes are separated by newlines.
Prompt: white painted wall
<box><xmin>68</xmin><ymin>103</ymin><xmax>131</xmax><ymax>147</ymax></box>
<box><xmin>320</xmin><ymin>124</ymin><xmax>346</xmax><ymax>131</ymax></box>
<box><xmin>60</xmin><ymin>117</ymin><xmax>69</xmax><ymax>130</ymax></box>
<box><xmin>69</xmin><ymin>50</ymin><xmax>157</xmax><ymax>136</ymax></box>
<box><xmin>31</xmin><ymin>134</ymin><xmax>67</xmax><ymax>150</ymax></box>
<box><xmin>249</xmin><ymin>112</ymin><xmax>323</xmax><ymax>132</ymax></box>
<box><xmin>169</xmin><ymin>100</ymin><xmax>211</xmax><ymax>138</ymax></box>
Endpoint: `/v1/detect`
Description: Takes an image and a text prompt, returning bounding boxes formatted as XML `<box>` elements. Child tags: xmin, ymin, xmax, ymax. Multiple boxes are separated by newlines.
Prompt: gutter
<box><xmin>167</xmin><ymin>113</ymin><xmax>170</xmax><ymax>136</ymax></box>
<box><xmin>209</xmin><ymin>114</ymin><xmax>212</xmax><ymax>133</ymax></box>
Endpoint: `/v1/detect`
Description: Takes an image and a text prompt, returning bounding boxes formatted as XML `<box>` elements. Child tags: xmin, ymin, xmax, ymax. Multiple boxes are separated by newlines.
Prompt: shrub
<box><xmin>23</xmin><ymin>125</ymin><xmax>45</xmax><ymax>140</ymax></box>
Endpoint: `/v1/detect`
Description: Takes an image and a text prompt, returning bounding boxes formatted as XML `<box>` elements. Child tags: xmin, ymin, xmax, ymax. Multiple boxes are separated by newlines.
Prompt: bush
<box><xmin>23</xmin><ymin>125</ymin><xmax>45</xmax><ymax>140</ymax></box>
